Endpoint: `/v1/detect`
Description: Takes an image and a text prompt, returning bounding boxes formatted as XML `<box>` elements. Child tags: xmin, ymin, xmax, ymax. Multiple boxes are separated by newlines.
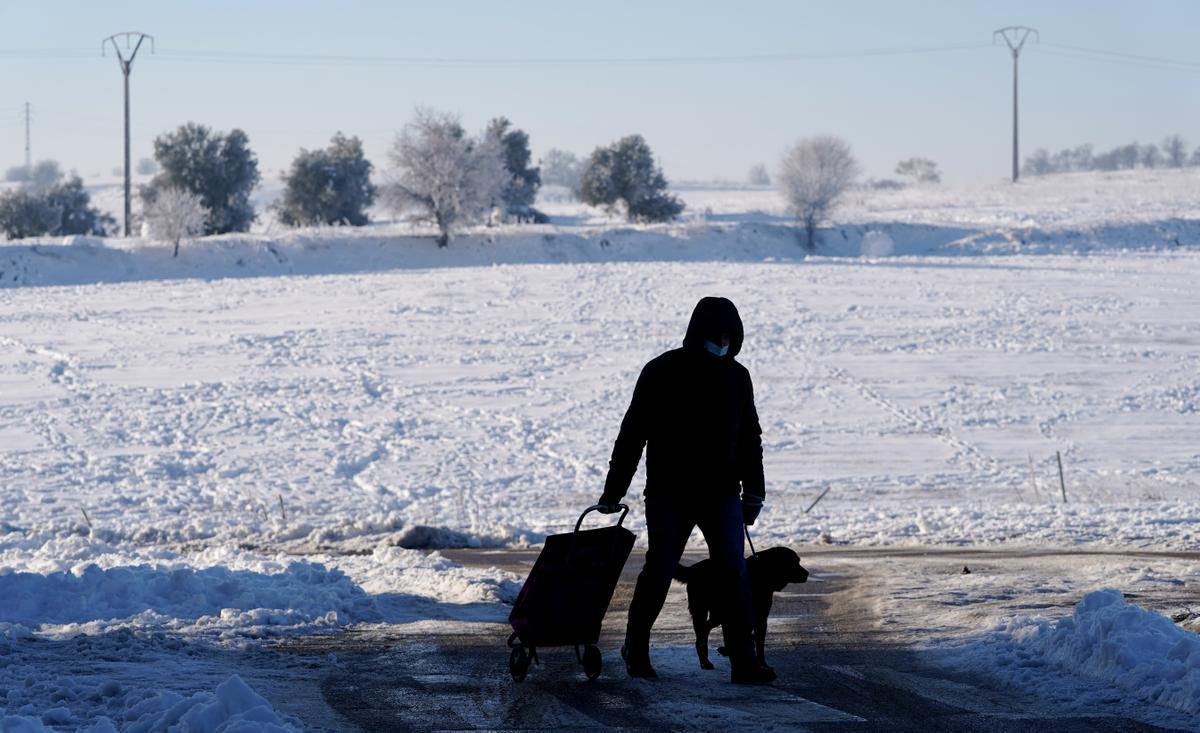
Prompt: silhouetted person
<box><xmin>598</xmin><ymin>296</ymin><xmax>772</xmax><ymax>684</ymax></box>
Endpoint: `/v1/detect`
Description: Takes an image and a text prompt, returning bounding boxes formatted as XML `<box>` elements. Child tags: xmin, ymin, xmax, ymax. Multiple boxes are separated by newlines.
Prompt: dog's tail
<box><xmin>672</xmin><ymin>563</ymin><xmax>694</xmax><ymax>584</ymax></box>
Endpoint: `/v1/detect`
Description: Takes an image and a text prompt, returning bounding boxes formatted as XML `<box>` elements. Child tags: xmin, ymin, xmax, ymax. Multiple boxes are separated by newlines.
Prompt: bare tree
<box><xmin>777</xmin><ymin>135</ymin><xmax>860</xmax><ymax>249</ymax></box>
<box><xmin>746</xmin><ymin>163</ymin><xmax>771</xmax><ymax>186</ymax></box>
<box><xmin>384</xmin><ymin>108</ymin><xmax>507</xmax><ymax>247</ymax></box>
<box><xmin>1140</xmin><ymin>143</ymin><xmax>1162</xmax><ymax>169</ymax></box>
<box><xmin>1163</xmin><ymin>135</ymin><xmax>1188</xmax><ymax>168</ymax></box>
<box><xmin>894</xmin><ymin>157</ymin><xmax>941</xmax><ymax>184</ymax></box>
<box><xmin>540</xmin><ymin>149</ymin><xmax>585</xmax><ymax>195</ymax></box>
<box><xmin>144</xmin><ymin>186</ymin><xmax>207</xmax><ymax>257</ymax></box>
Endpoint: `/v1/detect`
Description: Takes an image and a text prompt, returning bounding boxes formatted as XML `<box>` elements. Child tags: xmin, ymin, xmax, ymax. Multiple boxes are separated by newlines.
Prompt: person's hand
<box><xmin>742</xmin><ymin>496</ymin><xmax>763</xmax><ymax>526</ymax></box>
<box><xmin>596</xmin><ymin>492</ymin><xmax>622</xmax><ymax>514</ymax></box>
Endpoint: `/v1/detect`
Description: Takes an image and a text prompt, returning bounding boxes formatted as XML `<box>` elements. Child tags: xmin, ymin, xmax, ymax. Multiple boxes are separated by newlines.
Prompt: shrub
<box><xmin>143</xmin><ymin>122</ymin><xmax>260</xmax><ymax>234</ymax></box>
<box><xmin>277</xmin><ymin>133</ymin><xmax>376</xmax><ymax>227</ymax></box>
<box><xmin>579</xmin><ymin>135</ymin><xmax>683</xmax><ymax>223</ymax></box>
<box><xmin>0</xmin><ymin>175</ymin><xmax>113</xmax><ymax>240</ymax></box>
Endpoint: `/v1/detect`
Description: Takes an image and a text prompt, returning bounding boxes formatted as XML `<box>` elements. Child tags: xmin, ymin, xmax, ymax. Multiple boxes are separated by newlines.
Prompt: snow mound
<box><xmin>124</xmin><ymin>675</ymin><xmax>300</xmax><ymax>733</ymax></box>
<box><xmin>983</xmin><ymin>589</ymin><xmax>1200</xmax><ymax>715</ymax></box>
<box><xmin>0</xmin><ymin>561</ymin><xmax>378</xmax><ymax>629</ymax></box>
<box><xmin>859</xmin><ymin>230</ymin><xmax>895</xmax><ymax>257</ymax></box>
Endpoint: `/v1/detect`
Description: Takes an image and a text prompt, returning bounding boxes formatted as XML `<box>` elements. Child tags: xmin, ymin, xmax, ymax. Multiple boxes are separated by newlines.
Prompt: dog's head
<box><xmin>749</xmin><ymin>547</ymin><xmax>809</xmax><ymax>591</ymax></box>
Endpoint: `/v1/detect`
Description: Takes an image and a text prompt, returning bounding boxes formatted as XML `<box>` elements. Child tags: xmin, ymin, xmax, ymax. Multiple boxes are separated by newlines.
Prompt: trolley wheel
<box><xmin>581</xmin><ymin>644</ymin><xmax>602</xmax><ymax>681</ymax></box>
<box><xmin>509</xmin><ymin>646</ymin><xmax>530</xmax><ymax>682</ymax></box>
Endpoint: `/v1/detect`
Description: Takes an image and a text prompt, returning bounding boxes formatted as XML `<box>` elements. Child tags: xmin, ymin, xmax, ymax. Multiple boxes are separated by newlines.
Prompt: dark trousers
<box><xmin>625</xmin><ymin>493</ymin><xmax>755</xmax><ymax>661</ymax></box>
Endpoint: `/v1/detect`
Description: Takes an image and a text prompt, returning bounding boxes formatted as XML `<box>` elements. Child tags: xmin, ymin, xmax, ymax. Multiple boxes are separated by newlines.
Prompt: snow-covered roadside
<box><xmin>968</xmin><ymin>590</ymin><xmax>1200</xmax><ymax>716</ymax></box>
<box><xmin>828</xmin><ymin>551</ymin><xmax>1200</xmax><ymax>727</ymax></box>
<box><xmin>0</xmin><ymin>540</ymin><xmax>521</xmax><ymax>732</ymax></box>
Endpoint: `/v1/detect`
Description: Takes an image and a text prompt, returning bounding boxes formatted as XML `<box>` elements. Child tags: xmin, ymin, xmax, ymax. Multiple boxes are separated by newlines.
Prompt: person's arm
<box><xmin>738</xmin><ymin>375</ymin><xmax>766</xmax><ymax>524</ymax></box>
<box><xmin>599</xmin><ymin>365</ymin><xmax>652</xmax><ymax>507</ymax></box>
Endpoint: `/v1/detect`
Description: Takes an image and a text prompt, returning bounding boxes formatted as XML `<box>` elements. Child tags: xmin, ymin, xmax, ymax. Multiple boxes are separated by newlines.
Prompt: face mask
<box><xmin>704</xmin><ymin>340</ymin><xmax>729</xmax><ymax>358</ymax></box>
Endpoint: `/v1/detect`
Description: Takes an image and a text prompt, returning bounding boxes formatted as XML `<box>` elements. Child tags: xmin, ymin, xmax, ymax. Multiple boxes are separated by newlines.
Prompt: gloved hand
<box><xmin>596</xmin><ymin>492</ymin><xmax>623</xmax><ymax>514</ymax></box>
<box><xmin>741</xmin><ymin>495</ymin><xmax>763</xmax><ymax>526</ymax></box>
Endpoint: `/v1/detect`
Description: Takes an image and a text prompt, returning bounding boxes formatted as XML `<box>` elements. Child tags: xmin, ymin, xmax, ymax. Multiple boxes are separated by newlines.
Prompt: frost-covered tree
<box><xmin>1140</xmin><ymin>144</ymin><xmax>1161</xmax><ymax>169</ymax></box>
<box><xmin>1191</xmin><ymin>147</ymin><xmax>1200</xmax><ymax>167</ymax></box>
<box><xmin>579</xmin><ymin>135</ymin><xmax>683</xmax><ymax>223</ymax></box>
<box><xmin>1115</xmin><ymin>144</ymin><xmax>1140</xmax><ymax>170</ymax></box>
<box><xmin>0</xmin><ymin>189</ymin><xmax>58</xmax><ymax>239</ymax></box>
<box><xmin>0</xmin><ymin>175</ymin><xmax>113</xmax><ymax>240</ymax></box>
<box><xmin>485</xmin><ymin>117</ymin><xmax>540</xmax><ymax>210</ymax></box>
<box><xmin>778</xmin><ymin>135</ymin><xmax>859</xmax><ymax>250</ymax></box>
<box><xmin>142</xmin><ymin>123</ymin><xmax>260</xmax><ymax>234</ymax></box>
<box><xmin>144</xmin><ymin>186</ymin><xmax>208</xmax><ymax>257</ymax></box>
<box><xmin>5</xmin><ymin>160</ymin><xmax>64</xmax><ymax>189</ymax></box>
<box><xmin>540</xmin><ymin>149</ymin><xmax>585</xmax><ymax>194</ymax></box>
<box><xmin>1162</xmin><ymin>135</ymin><xmax>1188</xmax><ymax>168</ymax></box>
<box><xmin>383</xmin><ymin>108</ymin><xmax>507</xmax><ymax>247</ymax></box>
<box><xmin>746</xmin><ymin>163</ymin><xmax>771</xmax><ymax>186</ymax></box>
<box><xmin>277</xmin><ymin>132</ymin><xmax>376</xmax><ymax>227</ymax></box>
<box><xmin>894</xmin><ymin>157</ymin><xmax>941</xmax><ymax>184</ymax></box>
<box><xmin>1022</xmin><ymin>149</ymin><xmax>1053</xmax><ymax>176</ymax></box>
<box><xmin>135</xmin><ymin>157</ymin><xmax>159</xmax><ymax>176</ymax></box>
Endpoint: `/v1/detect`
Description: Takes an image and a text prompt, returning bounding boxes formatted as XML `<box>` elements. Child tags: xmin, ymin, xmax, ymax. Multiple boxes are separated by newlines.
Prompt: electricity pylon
<box><xmin>994</xmin><ymin>26</ymin><xmax>1038</xmax><ymax>183</ymax></box>
<box><xmin>21</xmin><ymin>102</ymin><xmax>33</xmax><ymax>170</ymax></box>
<box><xmin>102</xmin><ymin>32</ymin><xmax>154</xmax><ymax>237</ymax></box>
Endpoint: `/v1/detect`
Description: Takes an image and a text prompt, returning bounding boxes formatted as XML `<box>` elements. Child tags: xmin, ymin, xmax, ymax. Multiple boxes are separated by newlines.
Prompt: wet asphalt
<box><xmin>273</xmin><ymin>547</ymin><xmax>1197</xmax><ymax>733</ymax></box>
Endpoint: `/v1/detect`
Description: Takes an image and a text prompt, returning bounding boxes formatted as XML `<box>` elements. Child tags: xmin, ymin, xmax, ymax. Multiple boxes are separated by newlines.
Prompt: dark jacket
<box><xmin>602</xmin><ymin>297</ymin><xmax>765</xmax><ymax>504</ymax></box>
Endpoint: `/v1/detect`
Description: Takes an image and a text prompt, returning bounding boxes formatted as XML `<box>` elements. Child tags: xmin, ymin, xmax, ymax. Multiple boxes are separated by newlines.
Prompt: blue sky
<box><xmin>1</xmin><ymin>0</ymin><xmax>1197</xmax><ymax>183</ymax></box>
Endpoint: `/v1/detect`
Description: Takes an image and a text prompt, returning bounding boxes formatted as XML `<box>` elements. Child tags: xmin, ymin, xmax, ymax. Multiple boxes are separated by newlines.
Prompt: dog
<box><xmin>673</xmin><ymin>547</ymin><xmax>808</xmax><ymax>671</ymax></box>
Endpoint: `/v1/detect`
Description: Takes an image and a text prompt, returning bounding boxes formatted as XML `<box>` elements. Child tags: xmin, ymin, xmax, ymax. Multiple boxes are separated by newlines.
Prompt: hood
<box><xmin>682</xmin><ymin>296</ymin><xmax>744</xmax><ymax>358</ymax></box>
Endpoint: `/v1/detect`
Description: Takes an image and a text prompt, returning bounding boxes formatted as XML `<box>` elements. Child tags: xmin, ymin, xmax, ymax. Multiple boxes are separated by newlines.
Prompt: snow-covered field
<box><xmin>1</xmin><ymin>169</ymin><xmax>1198</xmax><ymax>730</ymax></box>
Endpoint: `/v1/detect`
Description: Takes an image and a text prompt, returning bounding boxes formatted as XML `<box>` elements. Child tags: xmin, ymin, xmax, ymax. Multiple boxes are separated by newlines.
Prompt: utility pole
<box><xmin>21</xmin><ymin>102</ymin><xmax>33</xmax><ymax>171</ymax></box>
<box><xmin>993</xmin><ymin>26</ymin><xmax>1038</xmax><ymax>183</ymax></box>
<box><xmin>102</xmin><ymin>32</ymin><xmax>154</xmax><ymax>237</ymax></box>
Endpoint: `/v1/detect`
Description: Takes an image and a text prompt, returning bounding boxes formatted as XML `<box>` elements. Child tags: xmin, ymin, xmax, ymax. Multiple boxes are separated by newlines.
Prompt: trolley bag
<box><xmin>506</xmin><ymin>503</ymin><xmax>635</xmax><ymax>681</ymax></box>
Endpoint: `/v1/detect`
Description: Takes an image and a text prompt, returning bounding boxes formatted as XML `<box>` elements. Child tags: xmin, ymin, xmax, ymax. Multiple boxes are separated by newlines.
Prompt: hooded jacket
<box><xmin>602</xmin><ymin>297</ymin><xmax>765</xmax><ymax>504</ymax></box>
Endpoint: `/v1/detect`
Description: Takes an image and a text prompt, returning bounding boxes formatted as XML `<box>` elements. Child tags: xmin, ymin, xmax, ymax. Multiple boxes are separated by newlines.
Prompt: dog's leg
<box><xmin>688</xmin><ymin>584</ymin><xmax>715</xmax><ymax>670</ymax></box>
<box><xmin>755</xmin><ymin>594</ymin><xmax>773</xmax><ymax>671</ymax></box>
<box><xmin>693</xmin><ymin>612</ymin><xmax>715</xmax><ymax>670</ymax></box>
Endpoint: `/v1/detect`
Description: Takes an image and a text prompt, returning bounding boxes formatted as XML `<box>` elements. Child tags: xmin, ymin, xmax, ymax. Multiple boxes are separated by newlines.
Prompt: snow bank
<box><xmin>0</xmin><ymin>537</ymin><xmax>521</xmax><ymax>636</ymax></box>
<box><xmin>0</xmin><ymin>561</ymin><xmax>376</xmax><ymax>629</ymax></box>
<box><xmin>2</xmin><ymin>200</ymin><xmax>1198</xmax><ymax>289</ymax></box>
<box><xmin>969</xmin><ymin>589</ymin><xmax>1200</xmax><ymax>715</ymax></box>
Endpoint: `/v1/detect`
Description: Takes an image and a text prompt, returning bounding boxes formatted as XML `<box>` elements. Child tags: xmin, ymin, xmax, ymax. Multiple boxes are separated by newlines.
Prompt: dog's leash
<box><xmin>743</xmin><ymin>524</ymin><xmax>758</xmax><ymax>558</ymax></box>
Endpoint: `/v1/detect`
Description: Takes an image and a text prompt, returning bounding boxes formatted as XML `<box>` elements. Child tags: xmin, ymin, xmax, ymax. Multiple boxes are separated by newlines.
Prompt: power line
<box><xmin>1041</xmin><ymin>41</ymin><xmax>1200</xmax><ymax>70</ymax></box>
<box><xmin>154</xmin><ymin>42</ymin><xmax>996</xmax><ymax>67</ymax></box>
<box><xmin>2</xmin><ymin>39</ymin><xmax>1197</xmax><ymax>71</ymax></box>
<box><xmin>1030</xmin><ymin>46</ymin><xmax>1200</xmax><ymax>74</ymax></box>
<box><xmin>1</xmin><ymin>42</ymin><xmax>994</xmax><ymax>67</ymax></box>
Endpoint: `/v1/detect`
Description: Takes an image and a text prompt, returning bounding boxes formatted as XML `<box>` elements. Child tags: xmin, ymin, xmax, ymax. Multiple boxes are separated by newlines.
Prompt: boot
<box><xmin>620</xmin><ymin>641</ymin><xmax>657</xmax><ymax>678</ymax></box>
<box><xmin>727</xmin><ymin>640</ymin><xmax>775</xmax><ymax>685</ymax></box>
<box><xmin>730</xmin><ymin>664</ymin><xmax>777</xmax><ymax>685</ymax></box>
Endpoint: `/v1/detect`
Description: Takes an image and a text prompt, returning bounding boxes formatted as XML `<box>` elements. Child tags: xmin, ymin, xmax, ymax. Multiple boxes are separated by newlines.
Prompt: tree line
<box><xmin>1023</xmin><ymin>134</ymin><xmax>1199</xmax><ymax>176</ymax></box>
<box><xmin>0</xmin><ymin>109</ymin><xmax>687</xmax><ymax>248</ymax></box>
<box><xmin>2</xmin><ymin>109</ymin><xmax>869</xmax><ymax>252</ymax></box>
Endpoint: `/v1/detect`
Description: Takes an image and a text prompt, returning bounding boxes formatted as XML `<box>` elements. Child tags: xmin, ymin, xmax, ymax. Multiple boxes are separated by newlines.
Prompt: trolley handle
<box><xmin>574</xmin><ymin>503</ymin><xmax>629</xmax><ymax>533</ymax></box>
